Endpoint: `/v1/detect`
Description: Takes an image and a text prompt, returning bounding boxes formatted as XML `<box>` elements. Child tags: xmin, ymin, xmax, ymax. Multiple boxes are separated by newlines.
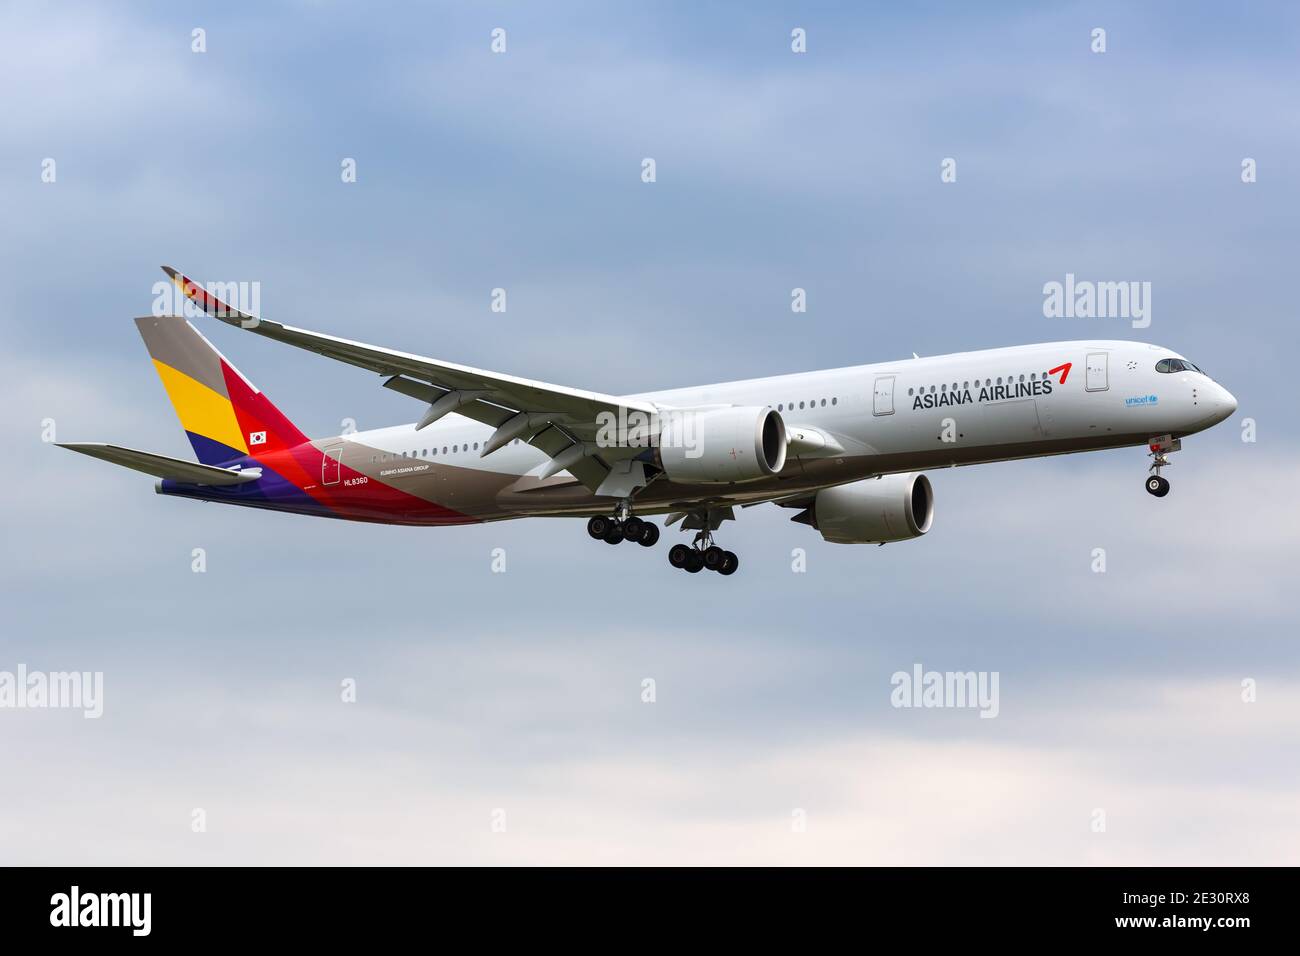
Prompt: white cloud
<box><xmin>3</xmin><ymin>670</ymin><xmax>1294</xmax><ymax>864</ymax></box>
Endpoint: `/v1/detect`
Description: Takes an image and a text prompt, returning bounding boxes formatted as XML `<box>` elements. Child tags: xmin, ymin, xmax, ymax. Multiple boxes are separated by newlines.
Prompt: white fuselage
<box><xmin>337</xmin><ymin>339</ymin><xmax>1237</xmax><ymax>519</ymax></box>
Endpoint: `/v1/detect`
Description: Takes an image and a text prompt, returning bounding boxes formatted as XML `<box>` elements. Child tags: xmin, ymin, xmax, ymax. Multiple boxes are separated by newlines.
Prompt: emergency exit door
<box><xmin>323</xmin><ymin>446</ymin><xmax>343</xmax><ymax>485</ymax></box>
<box><xmin>1085</xmin><ymin>352</ymin><xmax>1108</xmax><ymax>392</ymax></box>
<box><xmin>873</xmin><ymin>375</ymin><xmax>896</xmax><ymax>416</ymax></box>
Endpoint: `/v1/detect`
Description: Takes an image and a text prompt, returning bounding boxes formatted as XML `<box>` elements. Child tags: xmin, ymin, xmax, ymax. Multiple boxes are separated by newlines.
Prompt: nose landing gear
<box><xmin>1145</xmin><ymin>434</ymin><xmax>1180</xmax><ymax>497</ymax></box>
<box><xmin>1145</xmin><ymin>475</ymin><xmax>1170</xmax><ymax>497</ymax></box>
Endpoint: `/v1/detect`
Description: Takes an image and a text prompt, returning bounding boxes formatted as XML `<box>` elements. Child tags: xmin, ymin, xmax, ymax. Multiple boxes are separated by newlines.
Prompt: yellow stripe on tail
<box><xmin>151</xmin><ymin>359</ymin><xmax>249</xmax><ymax>455</ymax></box>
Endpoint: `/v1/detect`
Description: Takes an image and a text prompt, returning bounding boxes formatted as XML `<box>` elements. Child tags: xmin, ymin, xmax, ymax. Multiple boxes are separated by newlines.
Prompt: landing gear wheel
<box><xmin>1145</xmin><ymin>475</ymin><xmax>1170</xmax><ymax>497</ymax></box>
<box><xmin>684</xmin><ymin>550</ymin><xmax>705</xmax><ymax>573</ymax></box>
<box><xmin>668</xmin><ymin>543</ymin><xmax>691</xmax><ymax>568</ymax></box>
<box><xmin>622</xmin><ymin>516</ymin><xmax>645</xmax><ymax>540</ymax></box>
<box><xmin>603</xmin><ymin>523</ymin><xmax>625</xmax><ymax>544</ymax></box>
<box><xmin>587</xmin><ymin>516</ymin><xmax>611</xmax><ymax>539</ymax></box>
<box><xmin>638</xmin><ymin>523</ymin><xmax>660</xmax><ymax>548</ymax></box>
<box><xmin>718</xmin><ymin>551</ymin><xmax>739</xmax><ymax>576</ymax></box>
<box><xmin>703</xmin><ymin>546</ymin><xmax>726</xmax><ymax>571</ymax></box>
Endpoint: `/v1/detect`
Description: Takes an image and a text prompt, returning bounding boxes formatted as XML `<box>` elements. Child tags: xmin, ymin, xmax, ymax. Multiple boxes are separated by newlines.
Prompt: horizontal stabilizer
<box><xmin>56</xmin><ymin>443</ymin><xmax>262</xmax><ymax>486</ymax></box>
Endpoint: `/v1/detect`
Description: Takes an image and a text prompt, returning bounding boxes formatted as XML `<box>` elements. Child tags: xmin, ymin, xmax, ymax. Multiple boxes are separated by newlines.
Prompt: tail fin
<box><xmin>134</xmin><ymin>315</ymin><xmax>308</xmax><ymax>466</ymax></box>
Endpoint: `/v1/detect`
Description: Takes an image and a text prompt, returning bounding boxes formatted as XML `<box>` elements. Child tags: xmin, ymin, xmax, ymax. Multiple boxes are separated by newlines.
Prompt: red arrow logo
<box><xmin>1048</xmin><ymin>362</ymin><xmax>1072</xmax><ymax>384</ymax></box>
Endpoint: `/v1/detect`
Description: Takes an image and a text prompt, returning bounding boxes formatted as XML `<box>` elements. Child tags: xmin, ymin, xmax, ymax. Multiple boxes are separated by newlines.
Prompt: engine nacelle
<box><xmin>800</xmin><ymin>473</ymin><xmax>934</xmax><ymax>544</ymax></box>
<box><xmin>657</xmin><ymin>406</ymin><xmax>787</xmax><ymax>484</ymax></box>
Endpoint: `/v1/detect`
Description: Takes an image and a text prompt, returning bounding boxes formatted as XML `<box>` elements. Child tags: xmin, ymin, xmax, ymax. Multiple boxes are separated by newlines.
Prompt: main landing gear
<box><xmin>1145</xmin><ymin>434</ymin><xmax>1180</xmax><ymax>498</ymax></box>
<box><xmin>668</xmin><ymin>531</ymin><xmax>739</xmax><ymax>576</ymax></box>
<box><xmin>586</xmin><ymin>514</ymin><xmax>660</xmax><ymax>547</ymax></box>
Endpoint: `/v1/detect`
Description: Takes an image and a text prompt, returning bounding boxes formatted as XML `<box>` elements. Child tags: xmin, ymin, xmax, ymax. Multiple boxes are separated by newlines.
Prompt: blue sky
<box><xmin>2</xmin><ymin>1</ymin><xmax>1298</xmax><ymax>864</ymax></box>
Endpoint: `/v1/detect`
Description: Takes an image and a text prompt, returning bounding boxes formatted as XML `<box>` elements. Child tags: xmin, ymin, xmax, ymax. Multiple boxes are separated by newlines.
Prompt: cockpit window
<box><xmin>1156</xmin><ymin>358</ymin><xmax>1204</xmax><ymax>374</ymax></box>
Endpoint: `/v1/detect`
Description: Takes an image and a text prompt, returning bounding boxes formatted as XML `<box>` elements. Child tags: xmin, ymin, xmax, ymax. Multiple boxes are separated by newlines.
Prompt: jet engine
<box><xmin>657</xmin><ymin>406</ymin><xmax>787</xmax><ymax>484</ymax></box>
<box><xmin>794</xmin><ymin>473</ymin><xmax>934</xmax><ymax>544</ymax></box>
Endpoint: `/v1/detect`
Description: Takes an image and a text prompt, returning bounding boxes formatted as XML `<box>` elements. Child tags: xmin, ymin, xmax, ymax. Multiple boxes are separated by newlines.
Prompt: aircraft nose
<box><xmin>1222</xmin><ymin>386</ymin><xmax>1238</xmax><ymax>416</ymax></box>
<box><xmin>1208</xmin><ymin>383</ymin><xmax>1238</xmax><ymax>424</ymax></box>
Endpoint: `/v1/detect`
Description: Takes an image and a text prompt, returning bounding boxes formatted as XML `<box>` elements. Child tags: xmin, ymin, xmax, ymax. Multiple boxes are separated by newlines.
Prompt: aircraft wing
<box><xmin>57</xmin><ymin>443</ymin><xmax>262</xmax><ymax>485</ymax></box>
<box><xmin>162</xmin><ymin>267</ymin><xmax>655</xmax><ymax>492</ymax></box>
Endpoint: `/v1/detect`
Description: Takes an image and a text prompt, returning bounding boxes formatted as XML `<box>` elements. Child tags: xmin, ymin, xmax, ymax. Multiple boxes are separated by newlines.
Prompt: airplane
<box><xmin>59</xmin><ymin>267</ymin><xmax>1239</xmax><ymax>576</ymax></box>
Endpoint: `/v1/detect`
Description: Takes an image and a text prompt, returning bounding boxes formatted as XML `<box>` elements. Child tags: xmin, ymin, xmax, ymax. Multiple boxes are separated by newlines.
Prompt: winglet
<box><xmin>160</xmin><ymin>265</ymin><xmax>259</xmax><ymax>327</ymax></box>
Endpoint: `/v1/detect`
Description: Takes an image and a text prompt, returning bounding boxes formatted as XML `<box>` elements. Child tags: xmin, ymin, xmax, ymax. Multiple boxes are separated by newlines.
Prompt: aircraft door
<box><xmin>323</xmin><ymin>446</ymin><xmax>343</xmax><ymax>485</ymax></box>
<box><xmin>1085</xmin><ymin>352</ymin><xmax>1109</xmax><ymax>392</ymax></box>
<box><xmin>873</xmin><ymin>375</ymin><xmax>895</xmax><ymax>416</ymax></box>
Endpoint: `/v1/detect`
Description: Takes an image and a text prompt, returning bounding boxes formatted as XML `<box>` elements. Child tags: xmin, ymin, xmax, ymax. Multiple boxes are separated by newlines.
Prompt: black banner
<box><xmin>0</xmin><ymin>866</ymin><xmax>1284</xmax><ymax>942</ymax></box>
